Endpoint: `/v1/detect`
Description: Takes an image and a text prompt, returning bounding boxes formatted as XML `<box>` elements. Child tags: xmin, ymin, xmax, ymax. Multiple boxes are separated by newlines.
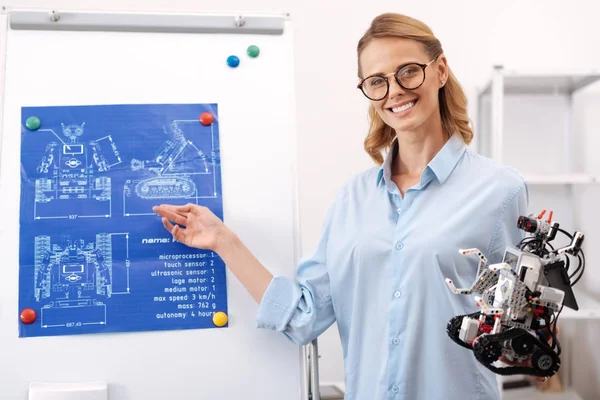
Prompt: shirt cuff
<box><xmin>255</xmin><ymin>276</ymin><xmax>298</xmax><ymax>331</ymax></box>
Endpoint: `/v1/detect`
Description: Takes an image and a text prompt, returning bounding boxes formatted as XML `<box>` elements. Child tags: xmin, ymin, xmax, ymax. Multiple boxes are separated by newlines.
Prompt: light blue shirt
<box><xmin>256</xmin><ymin>132</ymin><xmax>529</xmax><ymax>400</ymax></box>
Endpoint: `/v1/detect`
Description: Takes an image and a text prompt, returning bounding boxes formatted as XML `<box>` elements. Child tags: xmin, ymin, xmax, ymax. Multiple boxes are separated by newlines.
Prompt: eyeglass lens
<box><xmin>361</xmin><ymin>64</ymin><xmax>425</xmax><ymax>100</ymax></box>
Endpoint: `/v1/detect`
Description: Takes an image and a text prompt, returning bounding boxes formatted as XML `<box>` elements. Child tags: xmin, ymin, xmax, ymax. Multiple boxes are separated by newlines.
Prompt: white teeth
<box><xmin>391</xmin><ymin>101</ymin><xmax>415</xmax><ymax>113</ymax></box>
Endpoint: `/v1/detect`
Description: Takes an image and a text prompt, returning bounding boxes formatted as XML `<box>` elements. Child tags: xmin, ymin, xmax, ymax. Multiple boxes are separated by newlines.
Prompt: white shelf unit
<box><xmin>476</xmin><ymin>66</ymin><xmax>600</xmax><ymax>398</ymax></box>
<box><xmin>477</xmin><ymin>66</ymin><xmax>600</xmax><ymax>182</ymax></box>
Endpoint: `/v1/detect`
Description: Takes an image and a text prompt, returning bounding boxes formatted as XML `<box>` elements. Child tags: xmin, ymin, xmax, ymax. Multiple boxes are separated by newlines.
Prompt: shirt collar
<box><xmin>376</xmin><ymin>132</ymin><xmax>466</xmax><ymax>187</ymax></box>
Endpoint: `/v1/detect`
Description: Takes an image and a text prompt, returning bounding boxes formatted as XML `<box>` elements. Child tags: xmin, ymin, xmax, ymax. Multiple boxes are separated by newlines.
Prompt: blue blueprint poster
<box><xmin>18</xmin><ymin>104</ymin><xmax>227</xmax><ymax>338</ymax></box>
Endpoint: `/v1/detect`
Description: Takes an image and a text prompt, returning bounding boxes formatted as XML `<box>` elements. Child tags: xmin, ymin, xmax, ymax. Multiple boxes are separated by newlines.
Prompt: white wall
<box><xmin>3</xmin><ymin>0</ymin><xmax>600</xmax><ymax>397</ymax></box>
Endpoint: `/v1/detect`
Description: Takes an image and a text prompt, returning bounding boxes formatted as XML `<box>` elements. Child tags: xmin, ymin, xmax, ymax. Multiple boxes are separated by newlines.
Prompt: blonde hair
<box><xmin>357</xmin><ymin>13</ymin><xmax>473</xmax><ymax>164</ymax></box>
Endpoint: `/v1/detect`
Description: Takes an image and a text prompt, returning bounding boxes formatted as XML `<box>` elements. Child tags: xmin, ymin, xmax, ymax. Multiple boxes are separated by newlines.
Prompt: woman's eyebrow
<box><xmin>366</xmin><ymin>61</ymin><xmax>423</xmax><ymax>77</ymax></box>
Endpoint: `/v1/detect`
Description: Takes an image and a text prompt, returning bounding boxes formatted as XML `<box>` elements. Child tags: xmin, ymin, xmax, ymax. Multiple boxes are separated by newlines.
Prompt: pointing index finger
<box><xmin>153</xmin><ymin>205</ymin><xmax>188</xmax><ymax>226</ymax></box>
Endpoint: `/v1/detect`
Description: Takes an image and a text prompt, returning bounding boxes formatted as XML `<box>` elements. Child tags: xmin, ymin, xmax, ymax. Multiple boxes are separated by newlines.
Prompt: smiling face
<box><xmin>359</xmin><ymin>37</ymin><xmax>447</xmax><ymax>137</ymax></box>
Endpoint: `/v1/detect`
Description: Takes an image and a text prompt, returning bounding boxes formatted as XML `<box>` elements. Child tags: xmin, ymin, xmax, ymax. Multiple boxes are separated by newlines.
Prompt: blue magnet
<box><xmin>227</xmin><ymin>55</ymin><xmax>240</xmax><ymax>68</ymax></box>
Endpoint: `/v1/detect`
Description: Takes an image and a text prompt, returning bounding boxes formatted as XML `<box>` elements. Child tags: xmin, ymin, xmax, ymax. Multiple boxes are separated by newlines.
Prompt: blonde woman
<box><xmin>154</xmin><ymin>13</ymin><xmax>529</xmax><ymax>400</ymax></box>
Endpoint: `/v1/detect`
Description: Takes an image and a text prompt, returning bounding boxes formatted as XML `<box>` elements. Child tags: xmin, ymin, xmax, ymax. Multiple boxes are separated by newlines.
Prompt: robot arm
<box><xmin>445</xmin><ymin>248</ymin><xmax>507</xmax><ymax>295</ymax></box>
<box><xmin>94</xmin><ymin>249</ymin><xmax>112</xmax><ymax>286</ymax></box>
<box><xmin>89</xmin><ymin>141</ymin><xmax>109</xmax><ymax>172</ymax></box>
<box><xmin>130</xmin><ymin>123</ymin><xmax>191</xmax><ymax>176</ymax></box>
<box><xmin>556</xmin><ymin>231</ymin><xmax>584</xmax><ymax>256</ymax></box>
<box><xmin>130</xmin><ymin>140</ymin><xmax>178</xmax><ymax>175</ymax></box>
<box><xmin>445</xmin><ymin>268</ymin><xmax>497</xmax><ymax>295</ymax></box>
<box><xmin>35</xmin><ymin>251</ymin><xmax>53</xmax><ymax>301</ymax></box>
<box><xmin>37</xmin><ymin>142</ymin><xmax>58</xmax><ymax>174</ymax></box>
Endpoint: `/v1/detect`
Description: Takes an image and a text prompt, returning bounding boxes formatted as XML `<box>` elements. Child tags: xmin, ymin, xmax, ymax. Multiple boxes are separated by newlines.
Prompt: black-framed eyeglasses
<box><xmin>357</xmin><ymin>57</ymin><xmax>437</xmax><ymax>101</ymax></box>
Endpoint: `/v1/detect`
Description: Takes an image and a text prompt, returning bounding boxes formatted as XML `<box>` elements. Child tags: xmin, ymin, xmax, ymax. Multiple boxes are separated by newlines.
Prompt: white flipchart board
<box><xmin>0</xmin><ymin>8</ymin><xmax>307</xmax><ymax>400</ymax></box>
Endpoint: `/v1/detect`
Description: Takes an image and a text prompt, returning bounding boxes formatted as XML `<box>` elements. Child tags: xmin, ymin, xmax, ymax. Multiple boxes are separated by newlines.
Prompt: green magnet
<box><xmin>25</xmin><ymin>116</ymin><xmax>41</xmax><ymax>130</ymax></box>
<box><xmin>247</xmin><ymin>45</ymin><xmax>260</xmax><ymax>58</ymax></box>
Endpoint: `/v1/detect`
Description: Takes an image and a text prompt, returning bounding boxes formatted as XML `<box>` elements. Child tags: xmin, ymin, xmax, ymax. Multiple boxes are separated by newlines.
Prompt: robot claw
<box><xmin>444</xmin><ymin>210</ymin><xmax>585</xmax><ymax>378</ymax></box>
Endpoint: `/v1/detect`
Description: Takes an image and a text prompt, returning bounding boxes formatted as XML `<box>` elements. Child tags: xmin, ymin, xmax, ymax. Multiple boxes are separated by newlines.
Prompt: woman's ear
<box><xmin>436</xmin><ymin>54</ymin><xmax>448</xmax><ymax>87</ymax></box>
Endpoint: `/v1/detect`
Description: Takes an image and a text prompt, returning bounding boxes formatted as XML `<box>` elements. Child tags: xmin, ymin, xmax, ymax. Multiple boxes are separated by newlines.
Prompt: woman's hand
<box><xmin>152</xmin><ymin>203</ymin><xmax>273</xmax><ymax>304</ymax></box>
<box><xmin>152</xmin><ymin>203</ymin><xmax>231</xmax><ymax>254</ymax></box>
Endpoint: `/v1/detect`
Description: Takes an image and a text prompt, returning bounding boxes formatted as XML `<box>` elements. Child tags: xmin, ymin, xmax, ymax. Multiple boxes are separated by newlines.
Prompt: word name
<box><xmin>142</xmin><ymin>237</ymin><xmax>172</xmax><ymax>244</ymax></box>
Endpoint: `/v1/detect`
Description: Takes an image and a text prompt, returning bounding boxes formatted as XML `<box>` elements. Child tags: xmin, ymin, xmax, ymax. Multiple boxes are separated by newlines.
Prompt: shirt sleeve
<box><xmin>255</xmin><ymin>203</ymin><xmax>336</xmax><ymax>346</ymax></box>
<box><xmin>487</xmin><ymin>178</ymin><xmax>530</xmax><ymax>264</ymax></box>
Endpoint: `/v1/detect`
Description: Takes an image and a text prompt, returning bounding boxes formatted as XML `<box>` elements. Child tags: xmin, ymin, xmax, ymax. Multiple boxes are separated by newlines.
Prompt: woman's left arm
<box><xmin>487</xmin><ymin>179</ymin><xmax>529</xmax><ymax>264</ymax></box>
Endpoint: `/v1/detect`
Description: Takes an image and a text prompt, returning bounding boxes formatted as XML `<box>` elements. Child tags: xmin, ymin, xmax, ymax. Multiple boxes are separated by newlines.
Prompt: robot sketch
<box><xmin>33</xmin><ymin>232</ymin><xmax>131</xmax><ymax>328</ymax></box>
<box><xmin>123</xmin><ymin>120</ymin><xmax>218</xmax><ymax>216</ymax></box>
<box><xmin>34</xmin><ymin>234</ymin><xmax>112</xmax><ymax>327</ymax></box>
<box><xmin>444</xmin><ymin>210</ymin><xmax>585</xmax><ymax>378</ymax></box>
<box><xmin>33</xmin><ymin>122</ymin><xmax>122</xmax><ymax>219</ymax></box>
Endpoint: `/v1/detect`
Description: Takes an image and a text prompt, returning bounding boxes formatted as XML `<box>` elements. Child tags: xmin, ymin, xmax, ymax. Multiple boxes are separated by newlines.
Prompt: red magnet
<box><xmin>199</xmin><ymin>112</ymin><xmax>214</xmax><ymax>126</ymax></box>
<box><xmin>20</xmin><ymin>308</ymin><xmax>36</xmax><ymax>324</ymax></box>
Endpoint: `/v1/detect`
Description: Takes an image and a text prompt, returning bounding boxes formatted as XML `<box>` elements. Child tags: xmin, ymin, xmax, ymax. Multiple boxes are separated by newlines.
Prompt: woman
<box><xmin>153</xmin><ymin>13</ymin><xmax>529</xmax><ymax>400</ymax></box>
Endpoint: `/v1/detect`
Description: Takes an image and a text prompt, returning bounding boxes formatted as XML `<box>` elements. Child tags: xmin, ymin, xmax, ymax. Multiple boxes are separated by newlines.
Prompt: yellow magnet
<box><xmin>213</xmin><ymin>311</ymin><xmax>228</xmax><ymax>327</ymax></box>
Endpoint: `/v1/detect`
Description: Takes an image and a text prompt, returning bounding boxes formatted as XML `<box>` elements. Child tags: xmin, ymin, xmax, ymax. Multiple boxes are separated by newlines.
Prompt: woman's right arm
<box><xmin>152</xmin><ymin>203</ymin><xmax>336</xmax><ymax>345</ymax></box>
<box><xmin>152</xmin><ymin>203</ymin><xmax>274</xmax><ymax>304</ymax></box>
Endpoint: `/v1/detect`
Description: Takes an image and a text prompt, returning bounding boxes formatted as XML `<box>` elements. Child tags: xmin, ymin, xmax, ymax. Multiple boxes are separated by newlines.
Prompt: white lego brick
<box><xmin>539</xmin><ymin>286</ymin><xmax>564</xmax><ymax>304</ymax></box>
<box><xmin>459</xmin><ymin>317</ymin><xmax>480</xmax><ymax>344</ymax></box>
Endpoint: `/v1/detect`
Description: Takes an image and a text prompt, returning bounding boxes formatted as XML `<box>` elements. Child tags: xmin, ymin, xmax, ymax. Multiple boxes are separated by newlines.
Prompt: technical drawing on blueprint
<box><xmin>124</xmin><ymin>118</ymin><xmax>219</xmax><ymax>216</ymax></box>
<box><xmin>18</xmin><ymin>104</ymin><xmax>227</xmax><ymax>338</ymax></box>
<box><xmin>33</xmin><ymin>233</ymin><xmax>128</xmax><ymax>328</ymax></box>
<box><xmin>33</xmin><ymin>122</ymin><xmax>120</xmax><ymax>219</ymax></box>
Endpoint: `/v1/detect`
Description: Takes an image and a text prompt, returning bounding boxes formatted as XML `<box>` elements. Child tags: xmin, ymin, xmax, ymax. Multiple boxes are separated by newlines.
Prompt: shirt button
<box><xmin>392</xmin><ymin>337</ymin><xmax>400</xmax><ymax>345</ymax></box>
<box><xmin>394</xmin><ymin>290</ymin><xmax>401</xmax><ymax>298</ymax></box>
<box><xmin>395</xmin><ymin>242</ymin><xmax>403</xmax><ymax>250</ymax></box>
<box><xmin>392</xmin><ymin>386</ymin><xmax>399</xmax><ymax>393</ymax></box>
<box><xmin>396</xmin><ymin>207</ymin><xmax>402</xmax><ymax>214</ymax></box>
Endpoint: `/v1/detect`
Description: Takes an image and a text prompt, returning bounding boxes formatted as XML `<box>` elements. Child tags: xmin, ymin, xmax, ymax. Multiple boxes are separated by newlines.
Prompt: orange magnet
<box><xmin>20</xmin><ymin>308</ymin><xmax>36</xmax><ymax>324</ymax></box>
<box><xmin>199</xmin><ymin>112</ymin><xmax>214</xmax><ymax>126</ymax></box>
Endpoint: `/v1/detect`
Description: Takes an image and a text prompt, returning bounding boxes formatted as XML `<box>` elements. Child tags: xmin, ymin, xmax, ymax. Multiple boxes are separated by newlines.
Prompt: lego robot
<box><xmin>444</xmin><ymin>210</ymin><xmax>585</xmax><ymax>378</ymax></box>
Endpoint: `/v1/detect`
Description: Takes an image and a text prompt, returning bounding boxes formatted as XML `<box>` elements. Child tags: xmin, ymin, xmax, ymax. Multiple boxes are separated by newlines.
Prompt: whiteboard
<box><xmin>0</xmin><ymin>8</ymin><xmax>307</xmax><ymax>399</ymax></box>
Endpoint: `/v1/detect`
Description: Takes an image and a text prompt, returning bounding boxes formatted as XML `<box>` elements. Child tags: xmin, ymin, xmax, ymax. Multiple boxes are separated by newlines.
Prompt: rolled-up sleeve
<box><xmin>255</xmin><ymin>204</ymin><xmax>336</xmax><ymax>346</ymax></box>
